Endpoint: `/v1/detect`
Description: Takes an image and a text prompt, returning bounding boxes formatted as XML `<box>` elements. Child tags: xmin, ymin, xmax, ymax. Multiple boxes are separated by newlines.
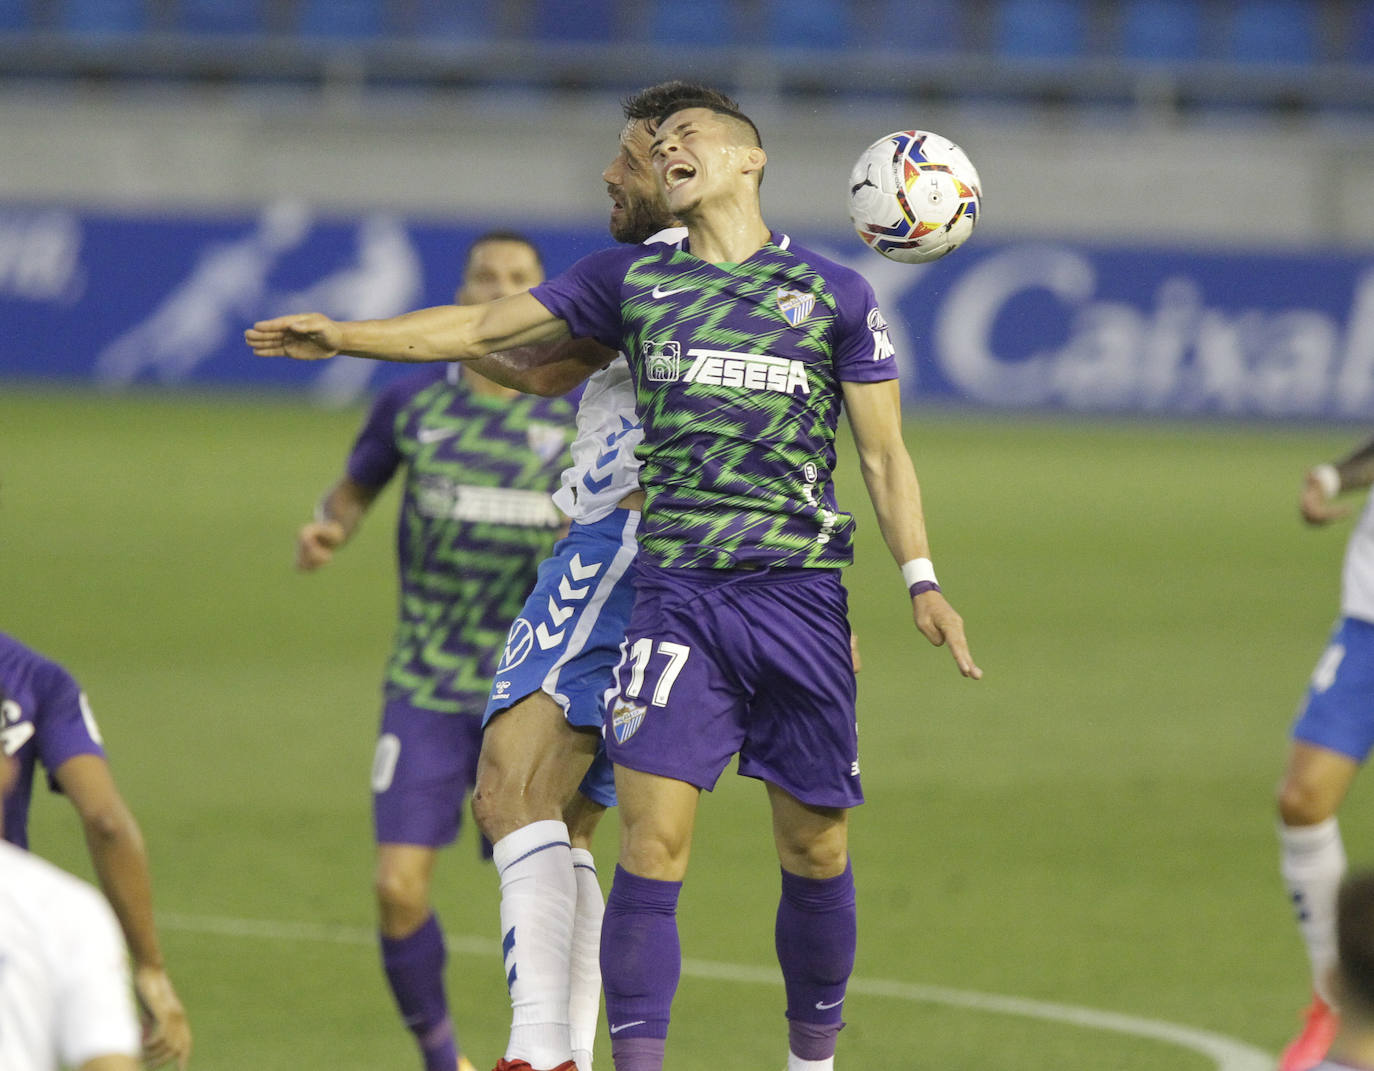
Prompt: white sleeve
<box><xmin>54</xmin><ymin>884</ymin><xmax>141</xmax><ymax>1067</ymax></box>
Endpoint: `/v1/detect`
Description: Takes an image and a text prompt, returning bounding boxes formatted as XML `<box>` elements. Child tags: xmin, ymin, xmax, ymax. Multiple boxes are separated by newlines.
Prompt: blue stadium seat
<box><xmin>411</xmin><ymin>0</ymin><xmax>492</xmax><ymax>40</ymax></box>
<box><xmin>1223</xmin><ymin>0</ymin><xmax>1316</xmax><ymax>64</ymax></box>
<box><xmin>0</xmin><ymin>0</ymin><xmax>31</xmax><ymax>31</ymax></box>
<box><xmin>60</xmin><ymin>0</ymin><xmax>148</xmax><ymax>34</ymax></box>
<box><xmin>645</xmin><ymin>0</ymin><xmax>736</xmax><ymax>48</ymax></box>
<box><xmin>764</xmin><ymin>0</ymin><xmax>851</xmax><ymax>50</ymax></box>
<box><xmin>179</xmin><ymin>0</ymin><xmax>267</xmax><ymax>35</ymax></box>
<box><xmin>993</xmin><ymin>0</ymin><xmax>1088</xmax><ymax>59</ymax></box>
<box><xmin>1345</xmin><ymin>4</ymin><xmax>1374</xmax><ymax>65</ymax></box>
<box><xmin>870</xmin><ymin>0</ymin><xmax>964</xmax><ymax>54</ymax></box>
<box><xmin>1119</xmin><ymin>0</ymin><xmax>1202</xmax><ymax>61</ymax></box>
<box><xmin>530</xmin><ymin>0</ymin><xmax>616</xmax><ymax>43</ymax></box>
<box><xmin>297</xmin><ymin>0</ymin><xmax>384</xmax><ymax>40</ymax></box>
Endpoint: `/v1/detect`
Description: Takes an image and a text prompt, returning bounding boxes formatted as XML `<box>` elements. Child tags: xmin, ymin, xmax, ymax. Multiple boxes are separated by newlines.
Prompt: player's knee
<box><xmin>1277</xmin><ymin>777</ymin><xmax>1338</xmax><ymax>827</ymax></box>
<box><xmin>374</xmin><ymin>865</ymin><xmax>430</xmax><ymax>931</ymax></box>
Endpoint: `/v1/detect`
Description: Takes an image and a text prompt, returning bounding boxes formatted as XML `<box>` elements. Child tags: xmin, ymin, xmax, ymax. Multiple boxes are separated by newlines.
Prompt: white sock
<box><xmin>1280</xmin><ymin>817</ymin><xmax>1347</xmax><ymax>1005</ymax></box>
<box><xmin>787</xmin><ymin>1054</ymin><xmax>834</xmax><ymax>1071</ymax></box>
<box><xmin>494</xmin><ymin>820</ymin><xmax>577</xmax><ymax>1067</ymax></box>
<box><xmin>569</xmin><ymin>847</ymin><xmax>604</xmax><ymax>1071</ymax></box>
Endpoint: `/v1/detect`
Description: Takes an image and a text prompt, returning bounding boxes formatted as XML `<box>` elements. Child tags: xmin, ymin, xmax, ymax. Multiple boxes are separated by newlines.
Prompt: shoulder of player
<box><xmin>0</xmin><ymin>636</ymin><xmax>77</xmax><ymax>696</ymax></box>
<box><xmin>776</xmin><ymin>236</ymin><xmax>869</xmax><ymax>291</ymax></box>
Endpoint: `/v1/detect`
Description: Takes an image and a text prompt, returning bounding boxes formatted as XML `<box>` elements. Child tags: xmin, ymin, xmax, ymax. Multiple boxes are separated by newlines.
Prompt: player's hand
<box><xmin>849</xmin><ymin>630</ymin><xmax>862</xmax><ymax>674</ymax></box>
<box><xmin>1300</xmin><ymin>468</ymin><xmax>1350</xmax><ymax>525</ymax></box>
<box><xmin>913</xmin><ymin>590</ymin><xmax>982</xmax><ymax>679</ymax></box>
<box><xmin>244</xmin><ymin>313</ymin><xmax>342</xmax><ymax>361</ymax></box>
<box><xmin>134</xmin><ymin>965</ymin><xmax>191</xmax><ymax>1070</ymax></box>
<box><xmin>296</xmin><ymin>520</ymin><xmax>346</xmax><ymax>571</ymax></box>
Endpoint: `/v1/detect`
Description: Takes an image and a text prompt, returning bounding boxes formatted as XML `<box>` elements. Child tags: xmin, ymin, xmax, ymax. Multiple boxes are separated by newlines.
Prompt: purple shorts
<box><xmin>371</xmin><ymin>699</ymin><xmax>491</xmax><ymax>856</ymax></box>
<box><xmin>604</xmin><ymin>564</ymin><xmax>863</xmax><ymax>809</ymax></box>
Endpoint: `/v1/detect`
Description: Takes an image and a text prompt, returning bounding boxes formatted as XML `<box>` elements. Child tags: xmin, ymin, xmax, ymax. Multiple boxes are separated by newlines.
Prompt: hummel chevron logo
<box><xmin>609</xmin><ymin>1020</ymin><xmax>647</xmax><ymax>1034</ymax></box>
<box><xmin>546</xmin><ymin>595</ymin><xmax>575</xmax><ymax>627</ymax></box>
<box><xmin>651</xmin><ymin>283</ymin><xmax>690</xmax><ymax>299</ymax></box>
<box><xmin>558</xmin><ymin>575</ymin><xmax>590</xmax><ymax>601</ymax></box>
<box><xmin>536</xmin><ymin>623</ymin><xmax>565</xmax><ymax>649</ymax></box>
<box><xmin>568</xmin><ymin>554</ymin><xmax>601</xmax><ymax>582</ymax></box>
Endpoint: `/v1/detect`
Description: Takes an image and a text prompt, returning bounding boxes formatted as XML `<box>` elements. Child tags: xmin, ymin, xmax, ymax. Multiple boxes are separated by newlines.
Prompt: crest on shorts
<box><xmin>610</xmin><ymin>696</ymin><xmax>647</xmax><ymax>744</ymax></box>
<box><xmin>775</xmin><ymin>287</ymin><xmax>815</xmax><ymax>327</ymax></box>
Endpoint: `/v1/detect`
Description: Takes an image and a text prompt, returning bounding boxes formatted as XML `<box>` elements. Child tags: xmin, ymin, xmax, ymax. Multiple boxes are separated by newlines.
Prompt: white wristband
<box><xmin>1312</xmin><ymin>463</ymin><xmax>1342</xmax><ymax>500</ymax></box>
<box><xmin>901</xmin><ymin>557</ymin><xmax>940</xmax><ymax>596</ymax></box>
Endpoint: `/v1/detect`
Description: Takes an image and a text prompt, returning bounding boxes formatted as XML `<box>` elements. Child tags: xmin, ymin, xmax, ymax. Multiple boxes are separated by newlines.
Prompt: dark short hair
<box><xmin>465</xmin><ymin>231</ymin><xmax>543</xmax><ymax>273</ymax></box>
<box><xmin>652</xmin><ymin>99</ymin><xmax>762</xmax><ymax>151</ymax></box>
<box><xmin>622</xmin><ymin>81</ymin><xmax>739</xmax><ymax>127</ymax></box>
<box><xmin>1339</xmin><ymin>870</ymin><xmax>1374</xmax><ymax>1009</ymax></box>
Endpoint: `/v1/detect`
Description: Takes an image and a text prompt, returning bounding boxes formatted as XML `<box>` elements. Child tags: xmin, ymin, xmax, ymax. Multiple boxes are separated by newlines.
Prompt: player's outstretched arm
<box><xmin>1301</xmin><ymin>433</ymin><xmax>1374</xmax><ymax>526</ymax></box>
<box><xmin>246</xmin><ymin>292</ymin><xmax>570</xmax><ymax>364</ymax></box>
<box><xmin>842</xmin><ymin>378</ymin><xmax>982</xmax><ymax>680</ymax></box>
<box><xmin>298</xmin><ymin>477</ymin><xmax>380</xmax><ymax>571</ymax></box>
<box><xmin>471</xmin><ymin>337</ymin><xmax>618</xmax><ymax>397</ymax></box>
<box><xmin>55</xmin><ymin>755</ymin><xmax>192</xmax><ymax>1070</ymax></box>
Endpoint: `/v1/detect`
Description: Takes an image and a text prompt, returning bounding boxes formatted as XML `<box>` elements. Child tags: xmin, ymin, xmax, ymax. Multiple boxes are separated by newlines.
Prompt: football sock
<box><xmin>601</xmin><ymin>864</ymin><xmax>682</xmax><ymax>1066</ymax></box>
<box><xmin>607</xmin><ymin>1036</ymin><xmax>667</xmax><ymax>1071</ymax></box>
<box><xmin>495</xmin><ymin>820</ymin><xmax>578</xmax><ymax>1067</ymax></box>
<box><xmin>569</xmin><ymin>847</ymin><xmax>604</xmax><ymax>1071</ymax></box>
<box><xmin>775</xmin><ymin>861</ymin><xmax>856</xmax><ymax>1063</ymax></box>
<box><xmin>379</xmin><ymin>912</ymin><xmax>459</xmax><ymax>1071</ymax></box>
<box><xmin>1280</xmin><ymin>817</ymin><xmax>1347</xmax><ymax>1004</ymax></box>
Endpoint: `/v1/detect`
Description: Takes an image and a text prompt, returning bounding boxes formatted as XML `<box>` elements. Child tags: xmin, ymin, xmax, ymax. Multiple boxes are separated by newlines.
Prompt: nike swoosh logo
<box><xmin>417</xmin><ymin>426</ymin><xmax>459</xmax><ymax>444</ymax></box>
<box><xmin>651</xmin><ymin>284</ymin><xmax>690</xmax><ymax>299</ymax></box>
<box><xmin>815</xmin><ymin>998</ymin><xmax>844</xmax><ymax>1010</ymax></box>
<box><xmin>609</xmin><ymin>1020</ymin><xmax>647</xmax><ymax>1034</ymax></box>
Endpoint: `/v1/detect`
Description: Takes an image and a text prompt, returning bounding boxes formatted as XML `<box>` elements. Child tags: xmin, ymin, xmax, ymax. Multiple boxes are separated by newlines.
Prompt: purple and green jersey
<box><xmin>531</xmin><ymin>231</ymin><xmax>898</xmax><ymax>570</ymax></box>
<box><xmin>0</xmin><ymin>633</ymin><xmax>106</xmax><ymax>849</ymax></box>
<box><xmin>348</xmin><ymin>366</ymin><xmax>574</xmax><ymax>717</ymax></box>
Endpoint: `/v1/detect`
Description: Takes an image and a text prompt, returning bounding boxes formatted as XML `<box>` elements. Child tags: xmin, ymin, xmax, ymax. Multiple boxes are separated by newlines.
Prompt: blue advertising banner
<box><xmin>2</xmin><ymin>203</ymin><xmax>1371</xmax><ymax>417</ymax></box>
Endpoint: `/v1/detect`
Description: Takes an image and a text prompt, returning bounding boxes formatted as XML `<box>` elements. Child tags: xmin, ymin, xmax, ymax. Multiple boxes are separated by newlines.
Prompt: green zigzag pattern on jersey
<box><xmin>623</xmin><ymin>247</ymin><xmax>855</xmax><ymax>569</ymax></box>
<box><xmin>401</xmin><ymin>384</ymin><xmax>569</xmax><ymax>486</ymax></box>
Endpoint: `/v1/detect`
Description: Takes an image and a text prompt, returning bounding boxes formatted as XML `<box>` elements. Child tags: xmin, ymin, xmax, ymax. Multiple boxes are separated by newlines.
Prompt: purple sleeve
<box><xmin>345</xmin><ymin>378</ymin><xmax>411</xmax><ymax>488</ymax></box>
<box><xmin>33</xmin><ymin>661</ymin><xmax>103</xmax><ymax>791</ymax></box>
<box><xmin>529</xmin><ymin>247</ymin><xmax>631</xmax><ymax>350</ymax></box>
<box><xmin>830</xmin><ymin>270</ymin><xmax>899</xmax><ymax>384</ymax></box>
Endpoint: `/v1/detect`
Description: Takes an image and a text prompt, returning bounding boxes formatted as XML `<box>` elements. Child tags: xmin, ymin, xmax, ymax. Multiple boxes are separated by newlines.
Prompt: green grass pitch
<box><xmin>3</xmin><ymin>384</ymin><xmax>1367</xmax><ymax>1069</ymax></box>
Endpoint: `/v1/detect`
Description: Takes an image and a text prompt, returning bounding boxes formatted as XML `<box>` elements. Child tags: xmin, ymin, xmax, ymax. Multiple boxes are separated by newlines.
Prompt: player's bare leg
<box><xmin>767</xmin><ymin>784</ymin><xmax>853</xmax><ymax>1071</ymax></box>
<box><xmin>599</xmin><ymin>767</ymin><xmax>700</xmax><ymax>1071</ymax></box>
<box><xmin>472</xmin><ymin>691</ymin><xmax>600</xmax><ymax>1071</ymax></box>
<box><xmin>375</xmin><ymin>844</ymin><xmax>475</xmax><ymax>1071</ymax></box>
<box><xmin>1277</xmin><ymin>741</ymin><xmax>1360</xmax><ymax>1071</ymax></box>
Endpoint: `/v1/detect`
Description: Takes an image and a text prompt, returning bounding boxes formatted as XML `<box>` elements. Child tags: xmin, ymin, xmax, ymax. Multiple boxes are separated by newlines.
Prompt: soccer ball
<box><xmin>848</xmin><ymin>130</ymin><xmax>982</xmax><ymax>264</ymax></box>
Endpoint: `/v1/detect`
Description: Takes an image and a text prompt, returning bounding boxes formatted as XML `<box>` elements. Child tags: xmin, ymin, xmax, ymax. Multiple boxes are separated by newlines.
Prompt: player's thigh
<box><xmin>371</xmin><ymin>704</ymin><xmax>482</xmax><ymax>849</ymax></box>
<box><xmin>1291</xmin><ymin>617</ymin><xmax>1374</xmax><ymax>764</ymax></box>
<box><xmin>478</xmin><ymin>689</ymin><xmax>598</xmax><ymax>794</ymax></box>
<box><xmin>735</xmin><ymin>572</ymin><xmax>863</xmax><ymax>812</ymax></box>
<box><xmin>484</xmin><ymin>510</ymin><xmax>639</xmax><ymax>736</ymax></box>
<box><xmin>603</xmin><ymin>572</ymin><xmax>746</xmax><ymax>792</ymax></box>
<box><xmin>613</xmin><ymin>764</ymin><xmax>702</xmax><ymax>881</ymax></box>
<box><xmin>1279</xmin><ymin>741</ymin><xmax>1361</xmax><ymax>824</ymax></box>
<box><xmin>766</xmin><ymin>781</ymin><xmax>849</xmax><ymax>879</ymax></box>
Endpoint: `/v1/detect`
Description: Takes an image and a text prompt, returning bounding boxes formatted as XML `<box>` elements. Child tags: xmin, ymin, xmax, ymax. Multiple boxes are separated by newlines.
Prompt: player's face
<box><xmin>456</xmin><ymin>240</ymin><xmax>544</xmax><ymax>305</ymax></box>
<box><xmin>603</xmin><ymin>119</ymin><xmax>674</xmax><ymax>244</ymax></box>
<box><xmin>651</xmin><ymin>107</ymin><xmax>751</xmax><ymax>218</ymax></box>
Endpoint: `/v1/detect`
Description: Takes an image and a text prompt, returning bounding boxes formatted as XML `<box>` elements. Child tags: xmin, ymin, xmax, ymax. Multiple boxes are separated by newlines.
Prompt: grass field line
<box><xmin>159</xmin><ymin>912</ymin><xmax>1273</xmax><ymax>1069</ymax></box>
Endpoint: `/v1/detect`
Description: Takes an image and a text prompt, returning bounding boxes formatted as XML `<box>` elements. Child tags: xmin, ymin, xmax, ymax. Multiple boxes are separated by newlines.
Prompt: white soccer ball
<box><xmin>848</xmin><ymin>130</ymin><xmax>982</xmax><ymax>264</ymax></box>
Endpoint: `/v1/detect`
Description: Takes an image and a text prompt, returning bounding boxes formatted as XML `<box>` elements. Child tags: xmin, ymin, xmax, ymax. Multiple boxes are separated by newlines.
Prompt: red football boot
<box><xmin>1279</xmin><ymin>994</ymin><xmax>1339</xmax><ymax>1071</ymax></box>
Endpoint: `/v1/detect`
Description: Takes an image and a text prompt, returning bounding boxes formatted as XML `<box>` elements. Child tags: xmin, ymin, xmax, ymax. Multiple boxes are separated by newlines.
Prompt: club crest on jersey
<box><xmin>775</xmin><ymin>287</ymin><xmax>816</xmax><ymax>327</ymax></box>
<box><xmin>526</xmin><ymin>421</ymin><xmax>570</xmax><ymax>464</ymax></box>
<box><xmin>610</xmin><ymin>697</ymin><xmax>647</xmax><ymax>744</ymax></box>
<box><xmin>643</xmin><ymin>340</ymin><xmax>682</xmax><ymax>383</ymax></box>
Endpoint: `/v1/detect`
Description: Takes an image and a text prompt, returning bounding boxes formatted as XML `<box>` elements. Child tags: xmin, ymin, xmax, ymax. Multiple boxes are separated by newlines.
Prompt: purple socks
<box><xmin>775</xmin><ymin>861</ymin><xmax>856</xmax><ymax>1061</ymax></box>
<box><xmin>380</xmin><ymin>913</ymin><xmax>459</xmax><ymax>1071</ymax></box>
<box><xmin>601</xmin><ymin>865</ymin><xmax>682</xmax><ymax>1070</ymax></box>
